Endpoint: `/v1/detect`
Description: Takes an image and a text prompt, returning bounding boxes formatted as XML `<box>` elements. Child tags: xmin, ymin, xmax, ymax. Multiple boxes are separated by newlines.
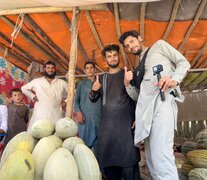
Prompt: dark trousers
<box><xmin>103</xmin><ymin>163</ymin><xmax>140</xmax><ymax>180</ymax></box>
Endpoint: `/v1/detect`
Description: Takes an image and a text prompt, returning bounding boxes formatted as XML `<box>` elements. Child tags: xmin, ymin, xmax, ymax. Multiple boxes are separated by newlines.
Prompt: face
<box><xmin>84</xmin><ymin>64</ymin><xmax>96</xmax><ymax>78</ymax></box>
<box><xmin>11</xmin><ymin>91</ymin><xmax>23</xmax><ymax>104</ymax></box>
<box><xmin>105</xmin><ymin>50</ymin><xmax>120</xmax><ymax>68</ymax></box>
<box><xmin>123</xmin><ymin>35</ymin><xmax>143</xmax><ymax>55</ymax></box>
<box><xmin>44</xmin><ymin>64</ymin><xmax>56</xmax><ymax>79</ymax></box>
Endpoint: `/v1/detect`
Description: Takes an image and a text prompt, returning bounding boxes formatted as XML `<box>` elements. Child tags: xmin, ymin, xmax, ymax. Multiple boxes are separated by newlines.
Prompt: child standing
<box><xmin>4</xmin><ymin>88</ymin><xmax>30</xmax><ymax>146</ymax></box>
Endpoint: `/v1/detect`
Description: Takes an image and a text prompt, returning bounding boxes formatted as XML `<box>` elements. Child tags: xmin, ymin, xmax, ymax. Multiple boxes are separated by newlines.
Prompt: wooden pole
<box><xmin>66</xmin><ymin>7</ymin><xmax>78</xmax><ymax>118</ymax></box>
<box><xmin>0</xmin><ymin>5</ymin><xmax>108</xmax><ymax>16</ymax></box>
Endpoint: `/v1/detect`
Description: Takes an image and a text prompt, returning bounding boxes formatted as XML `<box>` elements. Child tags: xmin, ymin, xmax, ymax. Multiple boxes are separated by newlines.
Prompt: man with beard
<box><xmin>119</xmin><ymin>30</ymin><xmax>190</xmax><ymax>180</ymax></box>
<box><xmin>89</xmin><ymin>44</ymin><xmax>140</xmax><ymax>180</ymax></box>
<box><xmin>22</xmin><ymin>61</ymin><xmax>67</xmax><ymax>131</ymax></box>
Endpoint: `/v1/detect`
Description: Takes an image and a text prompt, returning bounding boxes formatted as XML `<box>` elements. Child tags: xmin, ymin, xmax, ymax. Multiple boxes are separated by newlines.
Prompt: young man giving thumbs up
<box><xmin>89</xmin><ymin>44</ymin><xmax>141</xmax><ymax>180</ymax></box>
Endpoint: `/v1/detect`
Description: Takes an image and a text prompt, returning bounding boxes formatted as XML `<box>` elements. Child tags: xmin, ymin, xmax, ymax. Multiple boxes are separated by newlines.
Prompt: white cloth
<box><xmin>134</xmin><ymin>40</ymin><xmax>191</xmax><ymax>145</ymax></box>
<box><xmin>21</xmin><ymin>77</ymin><xmax>67</xmax><ymax>131</ymax></box>
<box><xmin>0</xmin><ymin>105</ymin><xmax>8</xmax><ymax>133</ymax></box>
<box><xmin>134</xmin><ymin>40</ymin><xmax>190</xmax><ymax>180</ymax></box>
<box><xmin>144</xmin><ymin>95</ymin><xmax>178</xmax><ymax>180</ymax></box>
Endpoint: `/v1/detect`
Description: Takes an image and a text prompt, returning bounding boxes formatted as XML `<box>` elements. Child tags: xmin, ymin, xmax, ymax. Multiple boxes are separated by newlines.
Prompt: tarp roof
<box><xmin>0</xmin><ymin>0</ymin><xmax>207</xmax><ymax>91</ymax></box>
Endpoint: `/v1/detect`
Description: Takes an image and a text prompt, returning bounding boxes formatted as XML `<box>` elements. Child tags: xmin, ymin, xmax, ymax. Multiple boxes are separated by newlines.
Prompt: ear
<box><xmin>138</xmin><ymin>36</ymin><xmax>143</xmax><ymax>42</ymax></box>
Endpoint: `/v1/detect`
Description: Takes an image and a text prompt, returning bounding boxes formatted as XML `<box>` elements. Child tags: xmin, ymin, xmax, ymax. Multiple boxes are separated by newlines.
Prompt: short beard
<box><xmin>132</xmin><ymin>48</ymin><xmax>142</xmax><ymax>56</ymax></box>
<box><xmin>44</xmin><ymin>71</ymin><xmax>56</xmax><ymax>79</ymax></box>
<box><xmin>107</xmin><ymin>60</ymin><xmax>120</xmax><ymax>68</ymax></box>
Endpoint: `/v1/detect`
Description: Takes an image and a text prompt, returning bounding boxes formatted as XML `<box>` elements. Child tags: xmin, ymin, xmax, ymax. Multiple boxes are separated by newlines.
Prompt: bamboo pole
<box><xmin>178</xmin><ymin>0</ymin><xmax>207</xmax><ymax>51</ymax></box>
<box><xmin>140</xmin><ymin>2</ymin><xmax>147</xmax><ymax>40</ymax></box>
<box><xmin>59</xmin><ymin>12</ymin><xmax>104</xmax><ymax>72</ymax></box>
<box><xmin>163</xmin><ymin>0</ymin><xmax>180</xmax><ymax>40</ymax></box>
<box><xmin>66</xmin><ymin>7</ymin><xmax>78</xmax><ymax>118</ymax></box>
<box><xmin>0</xmin><ymin>5</ymin><xmax>108</xmax><ymax>16</ymax></box>
<box><xmin>113</xmin><ymin>3</ymin><xmax>132</xmax><ymax>70</ymax></box>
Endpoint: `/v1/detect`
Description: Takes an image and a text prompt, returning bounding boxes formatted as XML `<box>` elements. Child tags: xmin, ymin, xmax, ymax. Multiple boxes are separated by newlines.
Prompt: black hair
<box><xmin>84</xmin><ymin>61</ymin><xmax>96</xmax><ymax>69</ymax></box>
<box><xmin>10</xmin><ymin>88</ymin><xmax>22</xmax><ymax>96</ymax></box>
<box><xmin>43</xmin><ymin>60</ymin><xmax>56</xmax><ymax>68</ymax></box>
<box><xmin>101</xmin><ymin>44</ymin><xmax>120</xmax><ymax>57</ymax></box>
<box><xmin>119</xmin><ymin>30</ymin><xmax>140</xmax><ymax>46</ymax></box>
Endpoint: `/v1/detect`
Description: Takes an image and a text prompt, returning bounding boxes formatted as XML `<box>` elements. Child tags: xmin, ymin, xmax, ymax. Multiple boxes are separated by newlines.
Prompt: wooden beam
<box><xmin>191</xmin><ymin>41</ymin><xmax>207</xmax><ymax>67</ymax></box>
<box><xmin>0</xmin><ymin>32</ymin><xmax>41</xmax><ymax>64</ymax></box>
<box><xmin>66</xmin><ymin>7</ymin><xmax>78</xmax><ymax>118</ymax></box>
<box><xmin>0</xmin><ymin>16</ymin><xmax>67</xmax><ymax>74</ymax></box>
<box><xmin>163</xmin><ymin>0</ymin><xmax>180</xmax><ymax>40</ymax></box>
<box><xmin>59</xmin><ymin>12</ymin><xmax>104</xmax><ymax>72</ymax></box>
<box><xmin>178</xmin><ymin>0</ymin><xmax>207</xmax><ymax>51</ymax></box>
<box><xmin>113</xmin><ymin>3</ymin><xmax>132</xmax><ymax>69</ymax></box>
<box><xmin>189</xmin><ymin>68</ymin><xmax>207</xmax><ymax>72</ymax></box>
<box><xmin>140</xmin><ymin>2</ymin><xmax>147</xmax><ymax>40</ymax></box>
<box><xmin>0</xmin><ymin>45</ymin><xmax>29</xmax><ymax>67</ymax></box>
<box><xmin>85</xmin><ymin>10</ymin><xmax>103</xmax><ymax>50</ymax></box>
<box><xmin>24</xmin><ymin>14</ymin><xmax>69</xmax><ymax>64</ymax></box>
<box><xmin>0</xmin><ymin>5</ymin><xmax>108</xmax><ymax>16</ymax></box>
<box><xmin>199</xmin><ymin>57</ymin><xmax>207</xmax><ymax>68</ymax></box>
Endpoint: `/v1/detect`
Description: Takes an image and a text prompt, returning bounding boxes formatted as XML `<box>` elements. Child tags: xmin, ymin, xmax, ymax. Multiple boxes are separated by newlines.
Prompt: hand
<box><xmin>61</xmin><ymin>101</ymin><xmax>67</xmax><ymax>111</ymax></box>
<box><xmin>92</xmin><ymin>75</ymin><xmax>101</xmax><ymax>91</ymax></box>
<box><xmin>154</xmin><ymin>76</ymin><xmax>178</xmax><ymax>92</ymax></box>
<box><xmin>74</xmin><ymin>111</ymin><xmax>85</xmax><ymax>124</ymax></box>
<box><xmin>124</xmin><ymin>66</ymin><xmax>133</xmax><ymax>86</ymax></box>
<box><xmin>33</xmin><ymin>96</ymin><xmax>38</xmax><ymax>102</ymax></box>
<box><xmin>131</xmin><ymin>121</ymin><xmax>136</xmax><ymax>129</ymax></box>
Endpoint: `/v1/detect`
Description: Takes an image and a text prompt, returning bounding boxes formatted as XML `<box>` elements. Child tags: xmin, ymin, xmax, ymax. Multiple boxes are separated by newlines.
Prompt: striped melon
<box><xmin>181</xmin><ymin>141</ymin><xmax>198</xmax><ymax>156</ymax></box>
<box><xmin>74</xmin><ymin>144</ymin><xmax>101</xmax><ymax>180</ymax></box>
<box><xmin>43</xmin><ymin>147</ymin><xmax>79</xmax><ymax>180</ymax></box>
<box><xmin>180</xmin><ymin>162</ymin><xmax>194</xmax><ymax>176</ymax></box>
<box><xmin>188</xmin><ymin>168</ymin><xmax>207</xmax><ymax>180</ymax></box>
<box><xmin>196</xmin><ymin>129</ymin><xmax>207</xmax><ymax>149</ymax></box>
<box><xmin>186</xmin><ymin>150</ymin><xmax>207</xmax><ymax>168</ymax></box>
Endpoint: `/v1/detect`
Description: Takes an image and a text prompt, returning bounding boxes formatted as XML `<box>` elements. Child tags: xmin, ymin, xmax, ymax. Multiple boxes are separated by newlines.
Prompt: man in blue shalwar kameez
<box><xmin>74</xmin><ymin>62</ymin><xmax>101</xmax><ymax>156</ymax></box>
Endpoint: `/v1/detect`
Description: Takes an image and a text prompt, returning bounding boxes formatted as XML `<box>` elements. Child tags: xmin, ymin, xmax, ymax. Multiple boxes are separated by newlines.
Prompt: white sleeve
<box><xmin>125</xmin><ymin>84</ymin><xmax>139</xmax><ymax>101</ymax></box>
<box><xmin>21</xmin><ymin>80</ymin><xmax>36</xmax><ymax>100</ymax></box>
<box><xmin>0</xmin><ymin>105</ymin><xmax>8</xmax><ymax>133</ymax></box>
<box><xmin>157</xmin><ymin>40</ymin><xmax>191</xmax><ymax>83</ymax></box>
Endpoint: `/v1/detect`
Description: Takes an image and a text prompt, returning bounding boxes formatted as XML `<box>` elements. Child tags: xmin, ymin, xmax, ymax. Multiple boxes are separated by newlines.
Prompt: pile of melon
<box><xmin>0</xmin><ymin>118</ymin><xmax>101</xmax><ymax>180</ymax></box>
<box><xmin>178</xmin><ymin>128</ymin><xmax>207</xmax><ymax>180</ymax></box>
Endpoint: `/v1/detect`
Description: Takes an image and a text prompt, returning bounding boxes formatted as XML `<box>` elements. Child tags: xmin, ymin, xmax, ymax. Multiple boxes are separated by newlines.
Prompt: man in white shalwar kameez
<box><xmin>119</xmin><ymin>30</ymin><xmax>190</xmax><ymax>180</ymax></box>
<box><xmin>21</xmin><ymin>61</ymin><xmax>67</xmax><ymax>132</ymax></box>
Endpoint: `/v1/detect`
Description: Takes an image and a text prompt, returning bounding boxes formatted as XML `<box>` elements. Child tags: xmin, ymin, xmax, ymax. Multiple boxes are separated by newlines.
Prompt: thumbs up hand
<box><xmin>92</xmin><ymin>75</ymin><xmax>102</xmax><ymax>91</ymax></box>
<box><xmin>124</xmin><ymin>66</ymin><xmax>133</xmax><ymax>86</ymax></box>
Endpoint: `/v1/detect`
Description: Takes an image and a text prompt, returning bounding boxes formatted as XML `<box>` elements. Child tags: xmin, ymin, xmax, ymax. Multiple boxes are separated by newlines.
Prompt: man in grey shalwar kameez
<box><xmin>119</xmin><ymin>30</ymin><xmax>191</xmax><ymax>180</ymax></box>
<box><xmin>74</xmin><ymin>62</ymin><xmax>101</xmax><ymax>155</ymax></box>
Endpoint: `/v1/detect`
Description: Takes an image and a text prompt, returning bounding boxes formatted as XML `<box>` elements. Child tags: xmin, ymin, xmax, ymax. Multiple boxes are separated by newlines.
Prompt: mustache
<box><xmin>44</xmin><ymin>71</ymin><xmax>56</xmax><ymax>79</ymax></box>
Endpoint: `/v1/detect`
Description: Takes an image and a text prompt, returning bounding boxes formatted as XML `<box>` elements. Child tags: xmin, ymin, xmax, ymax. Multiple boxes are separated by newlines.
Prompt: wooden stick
<box><xmin>85</xmin><ymin>10</ymin><xmax>103</xmax><ymax>50</ymax></box>
<box><xmin>0</xmin><ymin>45</ymin><xmax>29</xmax><ymax>67</ymax></box>
<box><xmin>0</xmin><ymin>32</ymin><xmax>40</xmax><ymax>63</ymax></box>
<box><xmin>163</xmin><ymin>0</ymin><xmax>180</xmax><ymax>40</ymax></box>
<box><xmin>0</xmin><ymin>5</ymin><xmax>108</xmax><ymax>16</ymax></box>
<box><xmin>24</xmin><ymin>14</ymin><xmax>69</xmax><ymax>64</ymax></box>
<box><xmin>66</xmin><ymin>7</ymin><xmax>78</xmax><ymax>118</ymax></box>
<box><xmin>191</xmin><ymin>41</ymin><xmax>207</xmax><ymax>67</ymax></box>
<box><xmin>59</xmin><ymin>12</ymin><xmax>104</xmax><ymax>72</ymax></box>
<box><xmin>140</xmin><ymin>2</ymin><xmax>147</xmax><ymax>40</ymax></box>
<box><xmin>113</xmin><ymin>3</ymin><xmax>132</xmax><ymax>69</ymax></box>
<box><xmin>178</xmin><ymin>0</ymin><xmax>207</xmax><ymax>51</ymax></box>
<box><xmin>0</xmin><ymin>16</ymin><xmax>68</xmax><ymax>73</ymax></box>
